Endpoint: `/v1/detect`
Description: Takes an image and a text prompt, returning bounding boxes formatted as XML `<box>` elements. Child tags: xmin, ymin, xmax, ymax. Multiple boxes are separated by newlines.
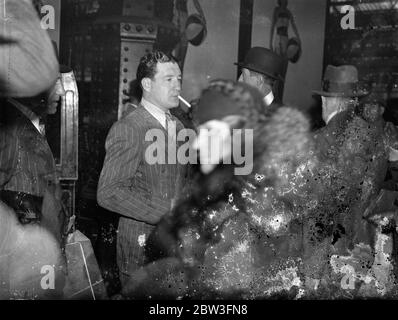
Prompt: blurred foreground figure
<box><xmin>0</xmin><ymin>0</ymin><xmax>58</xmax><ymax>98</ymax></box>
<box><xmin>0</xmin><ymin>200</ymin><xmax>64</xmax><ymax>299</ymax></box>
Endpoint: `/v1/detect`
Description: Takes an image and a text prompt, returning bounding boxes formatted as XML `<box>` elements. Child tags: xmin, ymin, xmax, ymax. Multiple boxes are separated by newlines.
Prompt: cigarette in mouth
<box><xmin>178</xmin><ymin>95</ymin><xmax>191</xmax><ymax>108</ymax></box>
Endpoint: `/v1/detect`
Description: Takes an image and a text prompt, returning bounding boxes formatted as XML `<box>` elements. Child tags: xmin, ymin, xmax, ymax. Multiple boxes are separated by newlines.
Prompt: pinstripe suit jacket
<box><xmin>0</xmin><ymin>99</ymin><xmax>65</xmax><ymax>244</ymax></box>
<box><xmin>97</xmin><ymin>105</ymin><xmax>188</xmax><ymax>276</ymax></box>
<box><xmin>0</xmin><ymin>100</ymin><xmax>60</xmax><ymax>195</ymax></box>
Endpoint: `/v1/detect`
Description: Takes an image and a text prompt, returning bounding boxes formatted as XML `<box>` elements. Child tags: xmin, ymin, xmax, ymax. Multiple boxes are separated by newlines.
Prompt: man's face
<box><xmin>238</xmin><ymin>68</ymin><xmax>275</xmax><ymax>94</ymax></box>
<box><xmin>147</xmin><ymin>62</ymin><xmax>182</xmax><ymax>110</ymax></box>
<box><xmin>47</xmin><ymin>77</ymin><xmax>66</xmax><ymax>114</ymax></box>
<box><xmin>262</xmin><ymin>74</ymin><xmax>276</xmax><ymax>94</ymax></box>
<box><xmin>238</xmin><ymin>68</ymin><xmax>257</xmax><ymax>87</ymax></box>
<box><xmin>321</xmin><ymin>96</ymin><xmax>350</xmax><ymax>123</ymax></box>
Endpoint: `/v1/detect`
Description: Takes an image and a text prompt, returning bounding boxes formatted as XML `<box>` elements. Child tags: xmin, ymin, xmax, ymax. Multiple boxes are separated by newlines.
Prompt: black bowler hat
<box><xmin>313</xmin><ymin>65</ymin><xmax>369</xmax><ymax>97</ymax></box>
<box><xmin>235</xmin><ymin>47</ymin><xmax>286</xmax><ymax>82</ymax></box>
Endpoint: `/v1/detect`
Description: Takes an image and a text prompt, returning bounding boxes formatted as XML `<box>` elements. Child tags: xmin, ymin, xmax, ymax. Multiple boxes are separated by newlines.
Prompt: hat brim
<box><xmin>312</xmin><ymin>90</ymin><xmax>369</xmax><ymax>97</ymax></box>
<box><xmin>234</xmin><ymin>62</ymin><xmax>284</xmax><ymax>82</ymax></box>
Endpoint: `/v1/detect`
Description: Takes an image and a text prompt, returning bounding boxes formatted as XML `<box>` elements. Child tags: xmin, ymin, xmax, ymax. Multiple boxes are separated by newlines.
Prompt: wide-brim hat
<box><xmin>313</xmin><ymin>65</ymin><xmax>369</xmax><ymax>97</ymax></box>
<box><xmin>286</xmin><ymin>37</ymin><xmax>301</xmax><ymax>63</ymax></box>
<box><xmin>185</xmin><ymin>13</ymin><xmax>207</xmax><ymax>46</ymax></box>
<box><xmin>234</xmin><ymin>47</ymin><xmax>285</xmax><ymax>82</ymax></box>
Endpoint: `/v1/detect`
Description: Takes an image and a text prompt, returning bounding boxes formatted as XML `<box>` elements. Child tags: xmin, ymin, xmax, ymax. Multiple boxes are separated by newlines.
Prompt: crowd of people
<box><xmin>106</xmin><ymin>49</ymin><xmax>398</xmax><ymax>299</ymax></box>
<box><xmin>1</xmin><ymin>0</ymin><xmax>398</xmax><ymax>300</ymax></box>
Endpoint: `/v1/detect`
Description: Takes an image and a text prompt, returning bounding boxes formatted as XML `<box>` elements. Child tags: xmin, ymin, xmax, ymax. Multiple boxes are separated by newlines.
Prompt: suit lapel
<box><xmin>7</xmin><ymin>100</ymin><xmax>53</xmax><ymax>159</ymax></box>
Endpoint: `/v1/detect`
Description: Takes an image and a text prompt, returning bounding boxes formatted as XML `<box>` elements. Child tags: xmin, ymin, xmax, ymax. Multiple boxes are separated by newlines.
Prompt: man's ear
<box><xmin>141</xmin><ymin>77</ymin><xmax>152</xmax><ymax>92</ymax></box>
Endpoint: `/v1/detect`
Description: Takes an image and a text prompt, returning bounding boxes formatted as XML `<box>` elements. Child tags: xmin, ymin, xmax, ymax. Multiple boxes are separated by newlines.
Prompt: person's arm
<box><xmin>0</xmin><ymin>0</ymin><xmax>58</xmax><ymax>98</ymax></box>
<box><xmin>97</xmin><ymin>121</ymin><xmax>171</xmax><ymax>224</ymax></box>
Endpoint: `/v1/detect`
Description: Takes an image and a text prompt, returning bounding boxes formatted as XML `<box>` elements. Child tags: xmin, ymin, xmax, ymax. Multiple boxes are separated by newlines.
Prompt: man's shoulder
<box><xmin>107</xmin><ymin>106</ymin><xmax>153</xmax><ymax>138</ymax></box>
<box><xmin>112</xmin><ymin>107</ymin><xmax>144</xmax><ymax>126</ymax></box>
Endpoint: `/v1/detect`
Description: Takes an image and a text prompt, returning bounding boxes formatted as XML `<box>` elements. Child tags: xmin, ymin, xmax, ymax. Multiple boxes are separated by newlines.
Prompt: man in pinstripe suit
<box><xmin>97</xmin><ymin>51</ymin><xmax>188</xmax><ymax>288</ymax></box>
<box><xmin>0</xmin><ymin>70</ymin><xmax>70</xmax><ymax>298</ymax></box>
<box><xmin>0</xmin><ymin>73</ymin><xmax>69</xmax><ymax>242</ymax></box>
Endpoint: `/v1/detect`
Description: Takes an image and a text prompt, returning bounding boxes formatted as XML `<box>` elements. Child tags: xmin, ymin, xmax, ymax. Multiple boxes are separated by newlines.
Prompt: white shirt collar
<box><xmin>325</xmin><ymin>110</ymin><xmax>339</xmax><ymax>124</ymax></box>
<box><xmin>141</xmin><ymin>97</ymin><xmax>168</xmax><ymax>129</ymax></box>
<box><xmin>263</xmin><ymin>91</ymin><xmax>274</xmax><ymax>106</ymax></box>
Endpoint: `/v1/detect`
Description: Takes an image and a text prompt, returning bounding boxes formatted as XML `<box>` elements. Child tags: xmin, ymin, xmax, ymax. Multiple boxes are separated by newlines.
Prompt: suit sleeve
<box><xmin>0</xmin><ymin>0</ymin><xmax>58</xmax><ymax>98</ymax></box>
<box><xmin>0</xmin><ymin>124</ymin><xmax>17</xmax><ymax>189</ymax></box>
<box><xmin>97</xmin><ymin>121</ymin><xmax>171</xmax><ymax>224</ymax></box>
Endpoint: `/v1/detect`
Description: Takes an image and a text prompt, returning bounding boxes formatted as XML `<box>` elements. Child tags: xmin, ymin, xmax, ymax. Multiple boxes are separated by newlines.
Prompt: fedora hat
<box><xmin>235</xmin><ymin>47</ymin><xmax>285</xmax><ymax>82</ymax></box>
<box><xmin>185</xmin><ymin>13</ymin><xmax>207</xmax><ymax>46</ymax></box>
<box><xmin>286</xmin><ymin>37</ymin><xmax>301</xmax><ymax>63</ymax></box>
<box><xmin>313</xmin><ymin>65</ymin><xmax>369</xmax><ymax>97</ymax></box>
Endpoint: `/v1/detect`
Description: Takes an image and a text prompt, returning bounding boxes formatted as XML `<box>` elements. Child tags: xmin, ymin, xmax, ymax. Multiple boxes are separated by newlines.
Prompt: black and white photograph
<box><xmin>1</xmin><ymin>0</ymin><xmax>398</xmax><ymax>309</ymax></box>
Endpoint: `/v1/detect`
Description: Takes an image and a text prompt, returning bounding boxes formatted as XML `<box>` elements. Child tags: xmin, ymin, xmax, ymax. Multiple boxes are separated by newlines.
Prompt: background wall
<box><xmin>182</xmin><ymin>0</ymin><xmax>326</xmax><ymax>111</ymax></box>
<box><xmin>252</xmin><ymin>0</ymin><xmax>327</xmax><ymax>110</ymax></box>
<box><xmin>181</xmin><ymin>0</ymin><xmax>241</xmax><ymax>101</ymax></box>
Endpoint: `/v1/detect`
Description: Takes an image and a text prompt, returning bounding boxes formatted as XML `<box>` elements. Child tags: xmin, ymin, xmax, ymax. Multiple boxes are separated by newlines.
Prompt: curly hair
<box><xmin>136</xmin><ymin>50</ymin><xmax>178</xmax><ymax>88</ymax></box>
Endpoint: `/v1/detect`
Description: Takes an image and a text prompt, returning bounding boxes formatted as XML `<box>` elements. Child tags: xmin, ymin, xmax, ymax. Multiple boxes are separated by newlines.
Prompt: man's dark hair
<box><xmin>136</xmin><ymin>50</ymin><xmax>178</xmax><ymax>88</ymax></box>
